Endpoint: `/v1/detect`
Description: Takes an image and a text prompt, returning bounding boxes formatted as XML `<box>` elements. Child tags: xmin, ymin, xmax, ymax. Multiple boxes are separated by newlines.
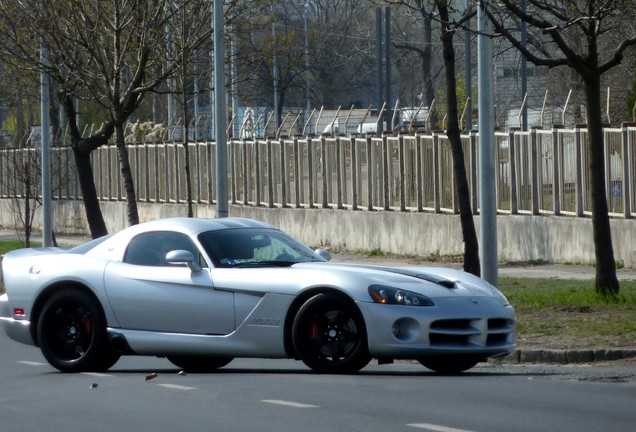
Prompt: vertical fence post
<box><xmin>174</xmin><ymin>142</ymin><xmax>180</xmax><ymax>204</ymax></box>
<box><xmin>336</xmin><ymin>137</ymin><xmax>343</xmax><ymax>209</ymax></box>
<box><xmin>552</xmin><ymin>125</ymin><xmax>561</xmax><ymax>216</ymax></box>
<box><xmin>195</xmin><ymin>142</ymin><xmax>202</xmax><ymax>203</ymax></box>
<box><xmin>242</xmin><ymin>140</ymin><xmax>248</xmax><ymax>205</ymax></box>
<box><xmin>280</xmin><ymin>139</ymin><xmax>288</xmax><ymax>208</ymax></box>
<box><xmin>509</xmin><ymin>129</ymin><xmax>518</xmax><ymax>214</ymax></box>
<box><xmin>164</xmin><ymin>143</ymin><xmax>170</xmax><ymax>203</ymax></box>
<box><xmin>307</xmin><ymin>136</ymin><xmax>315</xmax><ymax>208</ymax></box>
<box><xmin>530</xmin><ymin>128</ymin><xmax>539</xmax><ymax>215</ymax></box>
<box><xmin>255</xmin><ymin>138</ymin><xmax>262</xmax><ymax>206</ymax></box>
<box><xmin>469</xmin><ymin>130</ymin><xmax>478</xmax><ymax>212</ymax></box>
<box><xmin>294</xmin><ymin>137</ymin><xmax>301</xmax><ymax>208</ymax></box>
<box><xmin>366</xmin><ymin>136</ymin><xmax>373</xmax><ymax>211</ymax></box>
<box><xmin>416</xmin><ymin>133</ymin><xmax>423</xmax><ymax>212</ymax></box>
<box><xmin>321</xmin><ymin>135</ymin><xmax>328</xmax><ymax>208</ymax></box>
<box><xmin>230</xmin><ymin>139</ymin><xmax>237</xmax><ymax>204</ymax></box>
<box><xmin>382</xmin><ymin>134</ymin><xmax>390</xmax><ymax>210</ymax></box>
<box><xmin>432</xmin><ymin>132</ymin><xmax>441</xmax><ymax>213</ymax></box>
<box><xmin>622</xmin><ymin>123</ymin><xmax>632</xmax><ymax>218</ymax></box>
<box><xmin>351</xmin><ymin>136</ymin><xmax>358</xmax><ymax>210</ymax></box>
<box><xmin>267</xmin><ymin>138</ymin><xmax>274</xmax><ymax>208</ymax></box>
<box><xmin>144</xmin><ymin>143</ymin><xmax>150</xmax><ymax>203</ymax></box>
<box><xmin>575</xmin><ymin>125</ymin><xmax>584</xmax><ymax>216</ymax></box>
<box><xmin>399</xmin><ymin>134</ymin><xmax>406</xmax><ymax>211</ymax></box>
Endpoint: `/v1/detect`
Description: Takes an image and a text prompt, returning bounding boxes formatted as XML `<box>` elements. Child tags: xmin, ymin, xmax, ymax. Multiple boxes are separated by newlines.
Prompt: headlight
<box><xmin>368</xmin><ymin>285</ymin><xmax>435</xmax><ymax>306</ymax></box>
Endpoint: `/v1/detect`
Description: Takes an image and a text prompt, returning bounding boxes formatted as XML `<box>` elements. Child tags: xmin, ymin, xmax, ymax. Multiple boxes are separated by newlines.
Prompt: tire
<box><xmin>37</xmin><ymin>288</ymin><xmax>120</xmax><ymax>373</ymax></box>
<box><xmin>167</xmin><ymin>356</ymin><xmax>233</xmax><ymax>372</ymax></box>
<box><xmin>292</xmin><ymin>293</ymin><xmax>371</xmax><ymax>374</ymax></box>
<box><xmin>418</xmin><ymin>357</ymin><xmax>480</xmax><ymax>374</ymax></box>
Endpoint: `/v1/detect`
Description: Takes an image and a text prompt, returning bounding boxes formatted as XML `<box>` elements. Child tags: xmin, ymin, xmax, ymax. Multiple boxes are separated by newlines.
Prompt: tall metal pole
<box><xmin>231</xmin><ymin>31</ymin><xmax>240</xmax><ymax>139</ymax></box>
<box><xmin>375</xmin><ymin>8</ymin><xmax>383</xmax><ymax>118</ymax></box>
<box><xmin>272</xmin><ymin>7</ymin><xmax>280</xmax><ymax>132</ymax></box>
<box><xmin>477</xmin><ymin>0</ymin><xmax>497</xmax><ymax>285</ymax></box>
<box><xmin>304</xmin><ymin>4</ymin><xmax>311</xmax><ymax>133</ymax></box>
<box><xmin>384</xmin><ymin>7</ymin><xmax>392</xmax><ymax>131</ymax></box>
<box><xmin>40</xmin><ymin>39</ymin><xmax>53</xmax><ymax>246</ymax></box>
<box><xmin>520</xmin><ymin>1</ymin><xmax>528</xmax><ymax>131</ymax></box>
<box><xmin>464</xmin><ymin>0</ymin><xmax>473</xmax><ymax>132</ymax></box>
<box><xmin>214</xmin><ymin>0</ymin><xmax>228</xmax><ymax>218</ymax></box>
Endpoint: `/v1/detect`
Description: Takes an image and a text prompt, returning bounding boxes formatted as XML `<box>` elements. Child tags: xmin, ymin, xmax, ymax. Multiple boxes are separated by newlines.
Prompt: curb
<box><xmin>496</xmin><ymin>348</ymin><xmax>636</xmax><ymax>364</ymax></box>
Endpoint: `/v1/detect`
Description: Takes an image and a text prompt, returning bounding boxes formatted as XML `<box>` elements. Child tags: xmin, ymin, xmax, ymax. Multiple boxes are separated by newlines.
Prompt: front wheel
<box><xmin>418</xmin><ymin>357</ymin><xmax>480</xmax><ymax>374</ymax></box>
<box><xmin>167</xmin><ymin>356</ymin><xmax>233</xmax><ymax>372</ymax></box>
<box><xmin>37</xmin><ymin>288</ymin><xmax>120</xmax><ymax>372</ymax></box>
<box><xmin>292</xmin><ymin>293</ymin><xmax>371</xmax><ymax>374</ymax></box>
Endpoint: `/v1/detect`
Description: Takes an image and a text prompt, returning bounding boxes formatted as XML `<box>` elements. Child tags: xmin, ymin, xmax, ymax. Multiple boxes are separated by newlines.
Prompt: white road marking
<box><xmin>81</xmin><ymin>372</ymin><xmax>113</xmax><ymax>377</ymax></box>
<box><xmin>157</xmin><ymin>384</ymin><xmax>196</xmax><ymax>391</ymax></box>
<box><xmin>261</xmin><ymin>399</ymin><xmax>319</xmax><ymax>409</ymax></box>
<box><xmin>407</xmin><ymin>423</ymin><xmax>476</xmax><ymax>432</ymax></box>
<box><xmin>17</xmin><ymin>361</ymin><xmax>46</xmax><ymax>366</ymax></box>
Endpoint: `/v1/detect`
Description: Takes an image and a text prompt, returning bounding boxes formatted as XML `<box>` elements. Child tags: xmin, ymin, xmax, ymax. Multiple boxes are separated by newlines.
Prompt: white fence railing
<box><xmin>2</xmin><ymin>125</ymin><xmax>636</xmax><ymax>219</ymax></box>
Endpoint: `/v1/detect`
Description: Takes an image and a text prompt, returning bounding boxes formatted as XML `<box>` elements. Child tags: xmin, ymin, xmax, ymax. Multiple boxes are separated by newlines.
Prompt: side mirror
<box><xmin>165</xmin><ymin>250</ymin><xmax>202</xmax><ymax>272</ymax></box>
<box><xmin>314</xmin><ymin>248</ymin><xmax>332</xmax><ymax>261</ymax></box>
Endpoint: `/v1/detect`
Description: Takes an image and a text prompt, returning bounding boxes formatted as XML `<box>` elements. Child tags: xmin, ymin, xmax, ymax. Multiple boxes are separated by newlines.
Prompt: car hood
<box><xmin>288</xmin><ymin>262</ymin><xmax>505</xmax><ymax>301</ymax></box>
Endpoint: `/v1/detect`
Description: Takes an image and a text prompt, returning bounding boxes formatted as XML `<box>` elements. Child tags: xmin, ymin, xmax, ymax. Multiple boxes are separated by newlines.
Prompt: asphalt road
<box><xmin>1</xmin><ymin>331</ymin><xmax>635</xmax><ymax>432</ymax></box>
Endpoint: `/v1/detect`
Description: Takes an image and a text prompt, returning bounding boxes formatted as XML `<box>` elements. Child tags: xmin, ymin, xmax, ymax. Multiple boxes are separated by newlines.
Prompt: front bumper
<box><xmin>0</xmin><ymin>294</ymin><xmax>35</xmax><ymax>346</ymax></box>
<box><xmin>359</xmin><ymin>296</ymin><xmax>516</xmax><ymax>359</ymax></box>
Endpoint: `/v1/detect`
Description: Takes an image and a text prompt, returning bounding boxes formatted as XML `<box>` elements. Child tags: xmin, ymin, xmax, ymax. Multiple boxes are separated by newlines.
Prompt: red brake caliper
<box><xmin>310</xmin><ymin>320</ymin><xmax>319</xmax><ymax>340</ymax></box>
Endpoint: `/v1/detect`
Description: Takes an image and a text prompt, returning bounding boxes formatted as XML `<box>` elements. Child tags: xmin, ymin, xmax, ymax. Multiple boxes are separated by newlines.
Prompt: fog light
<box><xmin>391</xmin><ymin>318</ymin><xmax>421</xmax><ymax>342</ymax></box>
<box><xmin>392</xmin><ymin>321</ymin><xmax>401</xmax><ymax>337</ymax></box>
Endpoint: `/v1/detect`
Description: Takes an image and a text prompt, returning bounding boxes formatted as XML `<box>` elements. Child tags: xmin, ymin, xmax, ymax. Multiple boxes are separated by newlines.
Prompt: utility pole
<box><xmin>214</xmin><ymin>0</ymin><xmax>228</xmax><ymax>218</ymax></box>
<box><xmin>40</xmin><ymin>39</ymin><xmax>53</xmax><ymax>246</ymax></box>
<box><xmin>477</xmin><ymin>0</ymin><xmax>498</xmax><ymax>285</ymax></box>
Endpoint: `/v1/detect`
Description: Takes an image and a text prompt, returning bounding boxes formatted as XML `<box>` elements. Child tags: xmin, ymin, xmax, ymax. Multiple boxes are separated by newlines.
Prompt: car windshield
<box><xmin>198</xmin><ymin>228</ymin><xmax>325</xmax><ymax>268</ymax></box>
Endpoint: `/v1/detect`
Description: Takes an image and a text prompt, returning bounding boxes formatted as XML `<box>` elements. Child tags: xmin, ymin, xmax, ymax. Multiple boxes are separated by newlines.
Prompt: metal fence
<box><xmin>1</xmin><ymin>125</ymin><xmax>636</xmax><ymax>219</ymax></box>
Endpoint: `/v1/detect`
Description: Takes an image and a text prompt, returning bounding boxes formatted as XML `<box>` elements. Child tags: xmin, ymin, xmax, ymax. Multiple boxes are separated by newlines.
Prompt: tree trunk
<box><xmin>72</xmin><ymin>147</ymin><xmax>108</xmax><ymax>238</ymax></box>
<box><xmin>115</xmin><ymin>124</ymin><xmax>139</xmax><ymax>226</ymax></box>
<box><xmin>584</xmin><ymin>73</ymin><xmax>619</xmax><ymax>296</ymax></box>
<box><xmin>437</xmin><ymin>2</ymin><xmax>480</xmax><ymax>276</ymax></box>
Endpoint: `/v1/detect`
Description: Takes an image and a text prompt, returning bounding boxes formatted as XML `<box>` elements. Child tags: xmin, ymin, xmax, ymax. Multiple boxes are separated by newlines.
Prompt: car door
<box><xmin>104</xmin><ymin>231</ymin><xmax>234</xmax><ymax>335</ymax></box>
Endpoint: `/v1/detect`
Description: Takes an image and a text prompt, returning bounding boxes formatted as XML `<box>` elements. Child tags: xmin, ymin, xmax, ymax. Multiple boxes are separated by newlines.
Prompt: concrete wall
<box><xmin>2</xmin><ymin>199</ymin><xmax>635</xmax><ymax>267</ymax></box>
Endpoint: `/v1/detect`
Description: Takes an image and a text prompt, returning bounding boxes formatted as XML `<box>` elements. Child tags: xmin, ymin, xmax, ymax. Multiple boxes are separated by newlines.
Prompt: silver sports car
<box><xmin>0</xmin><ymin>217</ymin><xmax>515</xmax><ymax>374</ymax></box>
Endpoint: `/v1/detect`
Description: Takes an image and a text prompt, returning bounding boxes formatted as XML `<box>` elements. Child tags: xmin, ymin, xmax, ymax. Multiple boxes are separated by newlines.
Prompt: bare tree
<box><xmin>0</xmin><ymin>0</ymin><xmax>215</xmax><ymax>237</ymax></box>
<box><xmin>487</xmin><ymin>0</ymin><xmax>636</xmax><ymax>296</ymax></box>
<box><xmin>434</xmin><ymin>0</ymin><xmax>480</xmax><ymax>276</ymax></box>
<box><xmin>0</xmin><ymin>135</ymin><xmax>70</xmax><ymax>246</ymax></box>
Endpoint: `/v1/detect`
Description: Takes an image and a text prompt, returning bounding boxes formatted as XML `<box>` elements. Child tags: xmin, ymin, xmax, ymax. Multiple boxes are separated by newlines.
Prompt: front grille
<box><xmin>429</xmin><ymin>318</ymin><xmax>514</xmax><ymax>347</ymax></box>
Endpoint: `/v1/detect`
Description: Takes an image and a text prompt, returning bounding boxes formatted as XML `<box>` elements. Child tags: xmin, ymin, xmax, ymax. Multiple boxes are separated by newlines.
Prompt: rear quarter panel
<box><xmin>1</xmin><ymin>250</ymin><xmax>117</xmax><ymax>326</ymax></box>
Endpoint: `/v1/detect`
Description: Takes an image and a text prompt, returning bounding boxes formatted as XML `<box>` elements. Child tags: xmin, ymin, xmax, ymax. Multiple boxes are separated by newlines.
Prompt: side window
<box><xmin>124</xmin><ymin>232</ymin><xmax>205</xmax><ymax>267</ymax></box>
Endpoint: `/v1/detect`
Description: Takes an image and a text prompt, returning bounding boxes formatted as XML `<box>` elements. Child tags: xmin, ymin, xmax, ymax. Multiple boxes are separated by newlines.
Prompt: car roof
<box><xmin>83</xmin><ymin>217</ymin><xmax>277</xmax><ymax>260</ymax></box>
<box><xmin>132</xmin><ymin>217</ymin><xmax>275</xmax><ymax>236</ymax></box>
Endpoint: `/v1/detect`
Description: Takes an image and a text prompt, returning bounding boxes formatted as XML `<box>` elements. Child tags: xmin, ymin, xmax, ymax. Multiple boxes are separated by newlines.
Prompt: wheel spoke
<box><xmin>332</xmin><ymin>310</ymin><xmax>349</xmax><ymax>327</ymax></box>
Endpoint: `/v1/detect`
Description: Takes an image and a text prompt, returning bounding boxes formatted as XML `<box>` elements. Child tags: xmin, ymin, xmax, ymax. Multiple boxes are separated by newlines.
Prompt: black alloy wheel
<box><xmin>292</xmin><ymin>293</ymin><xmax>371</xmax><ymax>374</ymax></box>
<box><xmin>37</xmin><ymin>288</ymin><xmax>120</xmax><ymax>372</ymax></box>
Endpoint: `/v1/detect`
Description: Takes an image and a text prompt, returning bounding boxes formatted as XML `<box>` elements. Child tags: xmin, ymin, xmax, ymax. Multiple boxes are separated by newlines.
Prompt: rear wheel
<box><xmin>37</xmin><ymin>288</ymin><xmax>120</xmax><ymax>372</ymax></box>
<box><xmin>292</xmin><ymin>293</ymin><xmax>371</xmax><ymax>374</ymax></box>
<box><xmin>418</xmin><ymin>356</ymin><xmax>480</xmax><ymax>374</ymax></box>
<box><xmin>167</xmin><ymin>356</ymin><xmax>233</xmax><ymax>372</ymax></box>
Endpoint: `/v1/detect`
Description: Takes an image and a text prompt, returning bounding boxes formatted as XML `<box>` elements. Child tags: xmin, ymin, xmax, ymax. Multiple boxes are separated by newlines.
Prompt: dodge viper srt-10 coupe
<box><xmin>0</xmin><ymin>217</ymin><xmax>515</xmax><ymax>374</ymax></box>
